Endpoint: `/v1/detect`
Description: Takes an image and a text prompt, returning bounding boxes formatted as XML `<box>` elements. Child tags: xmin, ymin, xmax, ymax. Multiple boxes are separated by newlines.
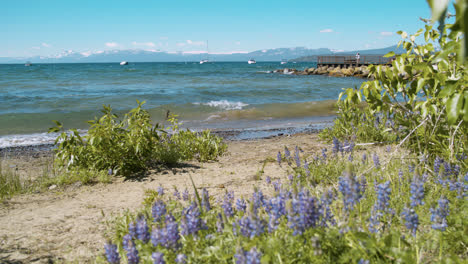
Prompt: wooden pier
<box><xmin>317</xmin><ymin>55</ymin><xmax>393</xmax><ymax>68</ymax></box>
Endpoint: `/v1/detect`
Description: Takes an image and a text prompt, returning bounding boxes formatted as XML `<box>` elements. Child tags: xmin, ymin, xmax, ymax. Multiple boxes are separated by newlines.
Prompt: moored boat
<box><xmin>248</xmin><ymin>59</ymin><xmax>256</xmax><ymax>64</ymax></box>
<box><xmin>120</xmin><ymin>61</ymin><xmax>128</xmax><ymax>65</ymax></box>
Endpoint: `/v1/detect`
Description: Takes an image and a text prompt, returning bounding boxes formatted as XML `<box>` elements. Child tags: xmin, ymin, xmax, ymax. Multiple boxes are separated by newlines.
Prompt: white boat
<box><xmin>281</xmin><ymin>59</ymin><xmax>287</xmax><ymax>65</ymax></box>
<box><xmin>200</xmin><ymin>41</ymin><xmax>210</xmax><ymax>64</ymax></box>
<box><xmin>25</xmin><ymin>61</ymin><xmax>32</xmax><ymax>66</ymax></box>
<box><xmin>248</xmin><ymin>59</ymin><xmax>256</xmax><ymax>64</ymax></box>
<box><xmin>120</xmin><ymin>61</ymin><xmax>128</xmax><ymax>65</ymax></box>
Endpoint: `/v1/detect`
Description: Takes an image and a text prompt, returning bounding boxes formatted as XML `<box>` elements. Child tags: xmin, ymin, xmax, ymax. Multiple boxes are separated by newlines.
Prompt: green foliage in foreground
<box><xmin>98</xmin><ymin>143</ymin><xmax>467</xmax><ymax>264</ymax></box>
<box><xmin>321</xmin><ymin>8</ymin><xmax>468</xmax><ymax>162</ymax></box>
<box><xmin>49</xmin><ymin>101</ymin><xmax>227</xmax><ymax>178</ymax></box>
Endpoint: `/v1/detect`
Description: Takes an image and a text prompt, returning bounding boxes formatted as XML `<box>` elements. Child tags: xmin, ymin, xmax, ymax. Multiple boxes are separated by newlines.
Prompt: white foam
<box><xmin>0</xmin><ymin>130</ymin><xmax>87</xmax><ymax>148</ymax></box>
<box><xmin>195</xmin><ymin>100</ymin><xmax>248</xmax><ymax>110</ymax></box>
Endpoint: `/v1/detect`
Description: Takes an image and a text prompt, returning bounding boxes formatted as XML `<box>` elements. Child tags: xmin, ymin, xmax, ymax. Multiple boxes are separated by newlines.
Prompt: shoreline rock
<box><xmin>274</xmin><ymin>65</ymin><xmax>381</xmax><ymax>79</ymax></box>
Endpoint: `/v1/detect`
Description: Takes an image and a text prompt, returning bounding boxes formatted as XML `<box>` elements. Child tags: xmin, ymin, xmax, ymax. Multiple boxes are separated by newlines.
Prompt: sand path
<box><xmin>0</xmin><ymin>134</ymin><xmax>324</xmax><ymax>263</ymax></box>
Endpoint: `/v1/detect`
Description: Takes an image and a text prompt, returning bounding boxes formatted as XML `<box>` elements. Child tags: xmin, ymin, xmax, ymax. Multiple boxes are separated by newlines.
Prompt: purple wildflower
<box><xmin>338</xmin><ymin>174</ymin><xmax>365</xmax><ymax>211</ymax></box>
<box><xmin>288</xmin><ymin>174</ymin><xmax>294</xmax><ymax>183</ymax></box>
<box><xmin>449</xmin><ymin>173</ymin><xmax>468</xmax><ymax>199</ymax></box>
<box><xmin>136</xmin><ymin>216</ymin><xmax>150</xmax><ymax>242</ymax></box>
<box><xmin>434</xmin><ymin>156</ymin><xmax>443</xmax><ymax>176</ymax></box>
<box><xmin>104</xmin><ymin>243</ymin><xmax>120</xmax><ymax>264</ymax></box>
<box><xmin>236</xmin><ymin>198</ymin><xmax>247</xmax><ymax>212</ymax></box>
<box><xmin>375</xmin><ymin>181</ymin><xmax>391</xmax><ymax>212</ymax></box>
<box><xmin>123</xmin><ymin>234</ymin><xmax>139</xmax><ymax>264</ymax></box>
<box><xmin>182</xmin><ymin>189</ymin><xmax>190</xmax><ymax>201</ymax></box>
<box><xmin>277</xmin><ymin>151</ymin><xmax>281</xmax><ymax>166</ymax></box>
<box><xmin>180</xmin><ymin>203</ymin><xmax>204</xmax><ymax>236</ymax></box>
<box><xmin>157</xmin><ymin>186</ymin><xmax>164</xmax><ymax>196</ymax></box>
<box><xmin>319</xmin><ymin>190</ymin><xmax>336</xmax><ymax>227</ymax></box>
<box><xmin>287</xmin><ymin>191</ymin><xmax>320</xmax><ymax>235</ymax></box>
<box><xmin>128</xmin><ymin>222</ymin><xmax>137</xmax><ymax>238</ymax></box>
<box><xmin>176</xmin><ymin>254</ymin><xmax>187</xmax><ymax>264</ymax></box>
<box><xmin>201</xmin><ymin>188</ymin><xmax>211</xmax><ymax>211</ymax></box>
<box><xmin>173</xmin><ymin>188</ymin><xmax>181</xmax><ymax>200</ymax></box>
<box><xmin>273</xmin><ymin>180</ymin><xmax>282</xmax><ymax>192</ymax></box>
<box><xmin>284</xmin><ymin>147</ymin><xmax>291</xmax><ymax>160</ymax></box>
<box><xmin>252</xmin><ymin>190</ymin><xmax>266</xmax><ymax>211</ymax></box>
<box><xmin>152</xmin><ymin>252</ymin><xmax>165</xmax><ymax>264</ymax></box>
<box><xmin>410</xmin><ymin>176</ymin><xmax>425</xmax><ymax>207</ymax></box>
<box><xmin>401</xmin><ymin>207</ymin><xmax>419</xmax><ymax>236</ymax></box>
<box><xmin>373</xmin><ymin>154</ymin><xmax>380</xmax><ymax>169</ymax></box>
<box><xmin>321</xmin><ymin>148</ymin><xmax>327</xmax><ymax>160</ymax></box>
<box><xmin>152</xmin><ymin>200</ymin><xmax>167</xmax><ymax>222</ymax></box>
<box><xmin>175</xmin><ymin>254</ymin><xmax>187</xmax><ymax>264</ymax></box>
<box><xmin>294</xmin><ymin>147</ymin><xmax>301</xmax><ymax>167</ymax></box>
<box><xmin>265</xmin><ymin>176</ymin><xmax>271</xmax><ymax>184</ymax></box>
<box><xmin>266</xmin><ymin>195</ymin><xmax>287</xmax><ymax>232</ymax></box>
<box><xmin>332</xmin><ymin>137</ymin><xmax>341</xmax><ymax>154</ymax></box>
<box><xmin>235</xmin><ymin>210</ymin><xmax>266</xmax><ymax>238</ymax></box>
<box><xmin>222</xmin><ymin>192</ymin><xmax>234</xmax><ymax>217</ymax></box>
<box><xmin>246</xmin><ymin>247</ymin><xmax>262</xmax><ymax>264</ymax></box>
<box><xmin>216</xmin><ymin>213</ymin><xmax>224</xmax><ymax>233</ymax></box>
<box><xmin>430</xmin><ymin>197</ymin><xmax>450</xmax><ymax>231</ymax></box>
<box><xmin>386</xmin><ymin>145</ymin><xmax>391</xmax><ymax>152</ymax></box>
<box><xmin>304</xmin><ymin>160</ymin><xmax>310</xmax><ymax>177</ymax></box>
<box><xmin>235</xmin><ymin>248</ymin><xmax>247</xmax><ymax>264</ymax></box>
<box><xmin>368</xmin><ymin>207</ymin><xmax>382</xmax><ymax>233</ymax></box>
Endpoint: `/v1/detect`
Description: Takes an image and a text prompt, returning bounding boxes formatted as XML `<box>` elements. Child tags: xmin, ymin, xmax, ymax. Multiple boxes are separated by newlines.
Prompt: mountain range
<box><xmin>0</xmin><ymin>45</ymin><xmax>405</xmax><ymax>64</ymax></box>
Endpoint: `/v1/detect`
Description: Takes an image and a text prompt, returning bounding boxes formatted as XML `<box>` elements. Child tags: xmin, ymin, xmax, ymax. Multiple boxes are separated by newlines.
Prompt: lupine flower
<box><xmin>165</xmin><ymin>214</ymin><xmax>180</xmax><ymax>248</ymax></box>
<box><xmin>348</xmin><ymin>154</ymin><xmax>353</xmax><ymax>162</ymax></box>
<box><xmin>304</xmin><ymin>160</ymin><xmax>310</xmax><ymax>177</ymax></box>
<box><xmin>368</xmin><ymin>207</ymin><xmax>382</xmax><ymax>233</ymax></box>
<box><xmin>216</xmin><ymin>213</ymin><xmax>224</xmax><ymax>233</ymax></box>
<box><xmin>332</xmin><ymin>137</ymin><xmax>341</xmax><ymax>154</ymax></box>
<box><xmin>408</xmin><ymin>164</ymin><xmax>415</xmax><ymax>173</ymax></box>
<box><xmin>434</xmin><ymin>156</ymin><xmax>443</xmax><ymax>176</ymax></box>
<box><xmin>128</xmin><ymin>221</ymin><xmax>137</xmax><ymax>238</ymax></box>
<box><xmin>152</xmin><ymin>200</ymin><xmax>167</xmax><ymax>222</ymax></box>
<box><xmin>362</xmin><ymin>153</ymin><xmax>367</xmax><ymax>164</ymax></box>
<box><xmin>152</xmin><ymin>252</ymin><xmax>165</xmax><ymax>264</ymax></box>
<box><xmin>252</xmin><ymin>190</ymin><xmax>266</xmax><ymax>211</ymax></box>
<box><xmin>123</xmin><ymin>234</ymin><xmax>139</xmax><ymax>264</ymax></box>
<box><xmin>235</xmin><ymin>248</ymin><xmax>247</xmax><ymax>264</ymax></box>
<box><xmin>277</xmin><ymin>151</ymin><xmax>281</xmax><ymax>166</ymax></box>
<box><xmin>236</xmin><ymin>198</ymin><xmax>247</xmax><ymax>212</ymax></box>
<box><xmin>294</xmin><ymin>148</ymin><xmax>301</xmax><ymax>167</ymax></box>
<box><xmin>386</xmin><ymin>145</ymin><xmax>391</xmax><ymax>152</ymax></box>
<box><xmin>235</xmin><ymin>209</ymin><xmax>266</xmax><ymax>238</ymax></box>
<box><xmin>401</xmin><ymin>207</ymin><xmax>419</xmax><ymax>236</ymax></box>
<box><xmin>338</xmin><ymin>174</ymin><xmax>365</xmax><ymax>211</ymax></box>
<box><xmin>265</xmin><ymin>176</ymin><xmax>271</xmax><ymax>184</ymax></box>
<box><xmin>375</xmin><ymin>181</ymin><xmax>391</xmax><ymax>212</ymax></box>
<box><xmin>180</xmin><ymin>203</ymin><xmax>204</xmax><ymax>236</ymax></box>
<box><xmin>157</xmin><ymin>186</ymin><xmax>164</xmax><ymax>196</ymax></box>
<box><xmin>431</xmin><ymin>197</ymin><xmax>450</xmax><ymax>231</ymax></box>
<box><xmin>319</xmin><ymin>190</ymin><xmax>336</xmax><ymax>227</ymax></box>
<box><xmin>136</xmin><ymin>216</ymin><xmax>150</xmax><ymax>242</ymax></box>
<box><xmin>201</xmin><ymin>188</ymin><xmax>211</xmax><ymax>211</ymax></box>
<box><xmin>321</xmin><ymin>148</ymin><xmax>327</xmax><ymax>160</ymax></box>
<box><xmin>410</xmin><ymin>176</ymin><xmax>425</xmax><ymax>207</ymax></box>
<box><xmin>343</xmin><ymin>140</ymin><xmax>355</xmax><ymax>153</ymax></box>
<box><xmin>373</xmin><ymin>154</ymin><xmax>380</xmax><ymax>169</ymax></box>
<box><xmin>104</xmin><ymin>243</ymin><xmax>120</xmax><ymax>264</ymax></box>
<box><xmin>173</xmin><ymin>188</ymin><xmax>181</xmax><ymax>200</ymax></box>
<box><xmin>222</xmin><ymin>192</ymin><xmax>234</xmax><ymax>217</ymax></box>
<box><xmin>449</xmin><ymin>174</ymin><xmax>468</xmax><ymax>199</ymax></box>
<box><xmin>288</xmin><ymin>174</ymin><xmax>294</xmax><ymax>183</ymax></box>
<box><xmin>284</xmin><ymin>147</ymin><xmax>291</xmax><ymax>160</ymax></box>
<box><xmin>358</xmin><ymin>259</ymin><xmax>370</xmax><ymax>264</ymax></box>
<box><xmin>246</xmin><ymin>247</ymin><xmax>262</xmax><ymax>264</ymax></box>
<box><xmin>273</xmin><ymin>180</ymin><xmax>282</xmax><ymax>192</ymax></box>
<box><xmin>175</xmin><ymin>254</ymin><xmax>187</xmax><ymax>264</ymax></box>
<box><xmin>182</xmin><ymin>189</ymin><xmax>190</xmax><ymax>201</ymax></box>
<box><xmin>287</xmin><ymin>191</ymin><xmax>320</xmax><ymax>235</ymax></box>
<box><xmin>266</xmin><ymin>195</ymin><xmax>286</xmax><ymax>232</ymax></box>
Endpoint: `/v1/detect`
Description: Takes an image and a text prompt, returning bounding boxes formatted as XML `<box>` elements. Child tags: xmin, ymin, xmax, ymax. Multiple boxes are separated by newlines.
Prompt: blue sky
<box><xmin>2</xmin><ymin>0</ymin><xmax>432</xmax><ymax>57</ymax></box>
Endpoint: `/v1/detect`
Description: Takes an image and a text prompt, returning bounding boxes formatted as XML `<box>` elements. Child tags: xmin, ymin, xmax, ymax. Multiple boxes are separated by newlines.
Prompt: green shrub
<box><xmin>49</xmin><ymin>100</ymin><xmax>227</xmax><ymax>179</ymax></box>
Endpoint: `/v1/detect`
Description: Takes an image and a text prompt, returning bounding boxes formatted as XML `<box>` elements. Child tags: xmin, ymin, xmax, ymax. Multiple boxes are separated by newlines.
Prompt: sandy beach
<box><xmin>0</xmin><ymin>132</ymin><xmax>326</xmax><ymax>263</ymax></box>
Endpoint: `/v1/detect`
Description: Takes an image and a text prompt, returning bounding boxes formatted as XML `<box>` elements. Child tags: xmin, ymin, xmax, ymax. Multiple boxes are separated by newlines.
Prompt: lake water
<box><xmin>0</xmin><ymin>62</ymin><xmax>364</xmax><ymax>147</ymax></box>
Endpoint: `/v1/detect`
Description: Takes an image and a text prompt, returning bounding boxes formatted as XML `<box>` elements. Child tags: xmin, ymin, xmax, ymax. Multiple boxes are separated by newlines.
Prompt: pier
<box><xmin>317</xmin><ymin>55</ymin><xmax>393</xmax><ymax>68</ymax></box>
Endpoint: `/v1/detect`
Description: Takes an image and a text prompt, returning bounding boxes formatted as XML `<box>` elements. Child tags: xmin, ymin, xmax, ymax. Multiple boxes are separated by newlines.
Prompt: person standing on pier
<box><xmin>355</xmin><ymin>52</ymin><xmax>360</xmax><ymax>65</ymax></box>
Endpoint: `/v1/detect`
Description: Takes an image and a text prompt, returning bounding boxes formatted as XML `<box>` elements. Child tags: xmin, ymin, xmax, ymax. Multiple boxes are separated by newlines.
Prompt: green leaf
<box><xmin>447</xmin><ymin>92</ymin><xmax>463</xmax><ymax>125</ymax></box>
<box><xmin>384</xmin><ymin>51</ymin><xmax>395</xmax><ymax>58</ymax></box>
<box><xmin>427</xmin><ymin>0</ymin><xmax>450</xmax><ymax>22</ymax></box>
<box><xmin>464</xmin><ymin>90</ymin><xmax>468</xmax><ymax>122</ymax></box>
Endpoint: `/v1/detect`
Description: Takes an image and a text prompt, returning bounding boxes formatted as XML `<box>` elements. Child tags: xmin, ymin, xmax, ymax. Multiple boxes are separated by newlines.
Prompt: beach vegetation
<box><xmin>321</xmin><ymin>1</ymin><xmax>468</xmax><ymax>163</ymax></box>
<box><xmin>97</xmin><ymin>143</ymin><xmax>467</xmax><ymax>263</ymax></box>
<box><xmin>49</xmin><ymin>100</ymin><xmax>227</xmax><ymax>180</ymax></box>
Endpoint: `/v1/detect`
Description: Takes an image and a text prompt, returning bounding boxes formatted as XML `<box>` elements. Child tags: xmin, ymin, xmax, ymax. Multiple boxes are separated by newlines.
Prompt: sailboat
<box><xmin>200</xmin><ymin>41</ymin><xmax>210</xmax><ymax>64</ymax></box>
<box><xmin>281</xmin><ymin>59</ymin><xmax>287</xmax><ymax>65</ymax></box>
<box><xmin>248</xmin><ymin>59</ymin><xmax>256</xmax><ymax>64</ymax></box>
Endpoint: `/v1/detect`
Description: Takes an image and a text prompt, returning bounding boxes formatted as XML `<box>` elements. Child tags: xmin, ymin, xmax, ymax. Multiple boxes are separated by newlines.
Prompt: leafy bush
<box><xmin>98</xmin><ymin>142</ymin><xmax>467</xmax><ymax>264</ymax></box>
<box><xmin>321</xmin><ymin>3</ymin><xmax>468</xmax><ymax>162</ymax></box>
<box><xmin>49</xmin><ymin>101</ymin><xmax>227</xmax><ymax>178</ymax></box>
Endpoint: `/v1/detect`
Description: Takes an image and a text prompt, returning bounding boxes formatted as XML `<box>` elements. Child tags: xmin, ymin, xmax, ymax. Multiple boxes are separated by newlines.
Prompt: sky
<box><xmin>1</xmin><ymin>0</ymin><xmax>434</xmax><ymax>57</ymax></box>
